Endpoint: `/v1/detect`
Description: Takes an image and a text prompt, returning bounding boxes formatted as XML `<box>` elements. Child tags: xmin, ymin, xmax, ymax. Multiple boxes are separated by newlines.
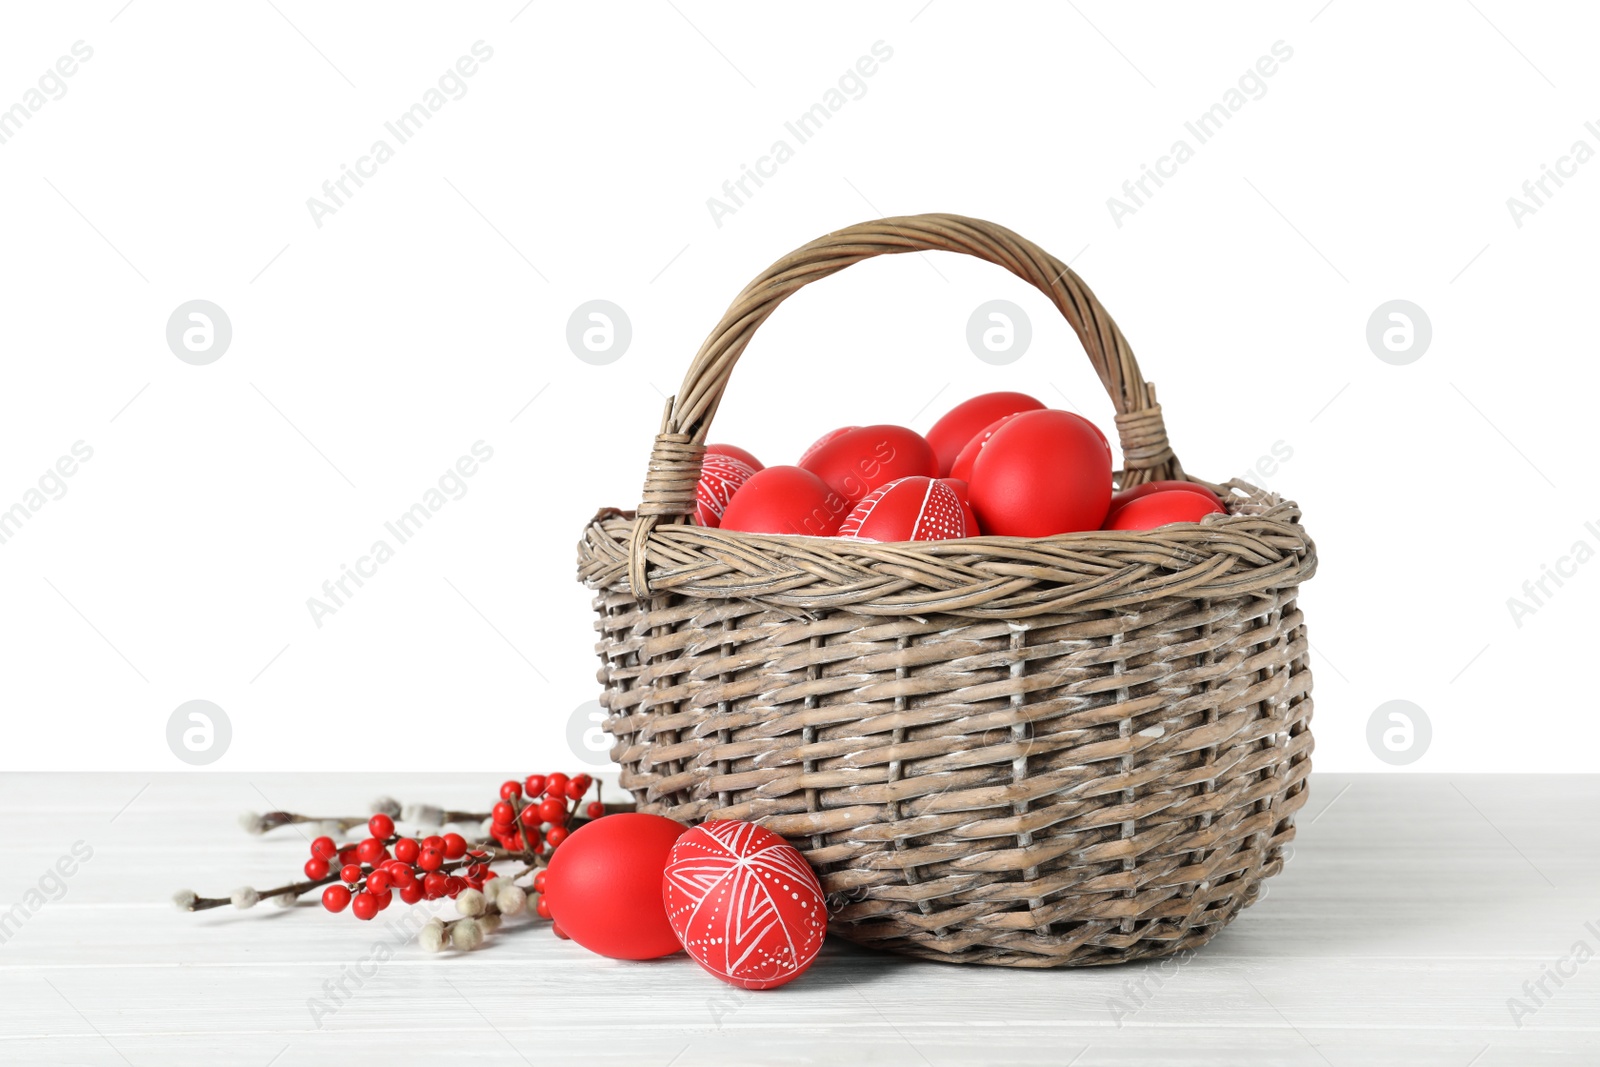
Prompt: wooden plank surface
<box><xmin>1</xmin><ymin>773</ymin><xmax>1596</xmax><ymax>1065</ymax></box>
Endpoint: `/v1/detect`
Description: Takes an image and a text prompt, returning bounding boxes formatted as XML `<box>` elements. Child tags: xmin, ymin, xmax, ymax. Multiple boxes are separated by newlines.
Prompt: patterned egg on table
<box><xmin>661</xmin><ymin>820</ymin><xmax>827</xmax><ymax>990</ymax></box>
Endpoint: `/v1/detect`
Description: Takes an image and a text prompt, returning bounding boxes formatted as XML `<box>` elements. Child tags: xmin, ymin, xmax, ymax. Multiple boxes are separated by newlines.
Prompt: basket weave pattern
<box><xmin>577</xmin><ymin>215</ymin><xmax>1316</xmax><ymax>967</ymax></box>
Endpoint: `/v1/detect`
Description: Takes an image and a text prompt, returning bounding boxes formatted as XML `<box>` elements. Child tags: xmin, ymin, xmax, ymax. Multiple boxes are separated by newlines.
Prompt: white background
<box><xmin>1</xmin><ymin>1</ymin><xmax>1594</xmax><ymax>772</ymax></box>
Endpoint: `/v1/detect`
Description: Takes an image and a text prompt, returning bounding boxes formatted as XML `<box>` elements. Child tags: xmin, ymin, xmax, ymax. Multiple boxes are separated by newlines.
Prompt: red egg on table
<box><xmin>1104</xmin><ymin>480</ymin><xmax>1223</xmax><ymax>526</ymax></box>
<box><xmin>836</xmin><ymin>476</ymin><xmax>979</xmax><ymax>542</ymax></box>
<box><xmin>694</xmin><ymin>453</ymin><xmax>758</xmax><ymax>528</ymax></box>
<box><xmin>799</xmin><ymin>424</ymin><xmax>937</xmax><ymax>505</ymax></box>
<box><xmin>796</xmin><ymin>426</ymin><xmax>855</xmax><ymax>468</ymax></box>
<box><xmin>924</xmin><ymin>391</ymin><xmax>1045</xmax><ymax>476</ymax></box>
<box><xmin>948</xmin><ymin>413</ymin><xmax>1021</xmax><ymax>483</ymax></box>
<box><xmin>1103</xmin><ymin>489</ymin><xmax>1225</xmax><ymax>531</ymax></box>
<box><xmin>543</xmin><ymin>812</ymin><xmax>688</xmax><ymax>960</ymax></box>
<box><xmin>706</xmin><ymin>443</ymin><xmax>763</xmax><ymax>471</ymax></box>
<box><xmin>662</xmin><ymin>820</ymin><xmax>827</xmax><ymax>990</ymax></box>
<box><xmin>718</xmin><ymin>465</ymin><xmax>851</xmax><ymax>537</ymax></box>
<box><xmin>967</xmin><ymin>409</ymin><xmax>1113</xmax><ymax>536</ymax></box>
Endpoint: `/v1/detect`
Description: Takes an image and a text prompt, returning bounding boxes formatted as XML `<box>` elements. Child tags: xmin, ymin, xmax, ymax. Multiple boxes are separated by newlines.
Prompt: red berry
<box><xmin>523</xmin><ymin>774</ymin><xmax>546</xmax><ymax>797</ymax></box>
<box><xmin>538</xmin><ymin>797</ymin><xmax>566</xmax><ymax>824</ymax></box>
<box><xmin>483</xmin><ymin>870</ymin><xmax>498</xmax><ymax>882</ymax></box>
<box><xmin>500</xmin><ymin>780</ymin><xmax>522</xmax><ymax>800</ymax></box>
<box><xmin>393</xmin><ymin>838</ymin><xmax>419</xmax><ymax>864</ymax></box>
<box><xmin>338</xmin><ymin>848</ymin><xmax>358</xmax><ymax>865</ymax></box>
<box><xmin>572</xmin><ymin>773</ymin><xmax>593</xmax><ymax>791</ymax></box>
<box><xmin>340</xmin><ymin>864</ymin><xmax>362</xmax><ymax>884</ymax></box>
<box><xmin>535</xmin><ymin>894</ymin><xmax>552</xmax><ymax>920</ymax></box>
<box><xmin>351</xmin><ymin>892</ymin><xmax>378</xmax><ymax>921</ymax></box>
<box><xmin>533</xmin><ymin>870</ymin><xmax>547</xmax><ymax>894</ymax></box>
<box><xmin>544</xmin><ymin>773</ymin><xmax>568</xmax><ymax>798</ymax></box>
<box><xmin>367</xmin><ymin>870</ymin><xmax>392</xmax><ymax>893</ymax></box>
<box><xmin>545</xmin><ymin>826</ymin><xmax>568</xmax><ymax>848</ymax></box>
<box><xmin>519</xmin><ymin>805</ymin><xmax>541</xmax><ymax>827</ymax></box>
<box><xmin>423</xmin><ymin>872</ymin><xmax>448</xmax><ymax>899</ymax></box>
<box><xmin>417</xmin><ymin>847</ymin><xmax>443</xmax><ymax>872</ymax></box>
<box><xmin>422</xmin><ymin>836</ymin><xmax>445</xmax><ymax>852</ymax></box>
<box><xmin>552</xmin><ymin>922</ymin><xmax>569</xmax><ymax>940</ymax></box>
<box><xmin>304</xmin><ymin>857</ymin><xmax>330</xmax><ymax>880</ymax></box>
<box><xmin>373</xmin><ymin>888</ymin><xmax>393</xmax><ymax>911</ymax></box>
<box><xmin>566</xmin><ymin>774</ymin><xmax>593</xmax><ymax>800</ymax></box>
<box><xmin>445</xmin><ymin>876</ymin><xmax>465</xmax><ymax>898</ymax></box>
<box><xmin>585</xmin><ymin>802</ymin><xmax>604</xmax><ymax>819</ymax></box>
<box><xmin>310</xmin><ymin>836</ymin><xmax>338</xmax><ymax>861</ymax></box>
<box><xmin>399</xmin><ymin>882</ymin><xmax>424</xmax><ymax>905</ymax></box>
<box><xmin>467</xmin><ymin>863</ymin><xmax>488</xmax><ymax>881</ymax></box>
<box><xmin>367</xmin><ymin>813</ymin><xmax>394</xmax><ymax>840</ymax></box>
<box><xmin>322</xmin><ymin>885</ymin><xmax>351</xmax><ymax>913</ymax></box>
<box><xmin>441</xmin><ymin>833</ymin><xmax>467</xmax><ymax>859</ymax></box>
<box><xmin>389</xmin><ymin>865</ymin><xmax>417</xmax><ymax>887</ymax></box>
<box><xmin>356</xmin><ymin>838</ymin><xmax>384</xmax><ymax>865</ymax></box>
<box><xmin>491</xmin><ymin>802</ymin><xmax>515</xmax><ymax>826</ymax></box>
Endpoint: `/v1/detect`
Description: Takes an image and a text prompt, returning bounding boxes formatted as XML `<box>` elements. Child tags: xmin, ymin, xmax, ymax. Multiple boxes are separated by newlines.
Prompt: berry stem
<box><xmin>182</xmin><ymin>848</ymin><xmax>545</xmax><ymax>912</ymax></box>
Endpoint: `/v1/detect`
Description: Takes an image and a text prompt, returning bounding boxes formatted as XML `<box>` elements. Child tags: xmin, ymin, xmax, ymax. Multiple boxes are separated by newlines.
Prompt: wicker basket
<box><xmin>576</xmin><ymin>214</ymin><xmax>1316</xmax><ymax>968</ymax></box>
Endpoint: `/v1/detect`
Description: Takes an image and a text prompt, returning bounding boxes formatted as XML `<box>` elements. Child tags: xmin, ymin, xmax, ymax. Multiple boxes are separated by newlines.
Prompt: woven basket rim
<box><xmin>578</xmin><ymin>478</ymin><xmax>1315</xmax><ymax>619</ymax></box>
<box><xmin>589</xmin><ymin>477</ymin><xmax>1298</xmax><ymax>547</ymax></box>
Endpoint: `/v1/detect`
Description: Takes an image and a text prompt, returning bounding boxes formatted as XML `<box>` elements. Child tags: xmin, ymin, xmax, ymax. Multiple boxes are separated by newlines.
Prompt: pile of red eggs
<box><xmin>693</xmin><ymin>391</ymin><xmax>1226</xmax><ymax>542</ymax></box>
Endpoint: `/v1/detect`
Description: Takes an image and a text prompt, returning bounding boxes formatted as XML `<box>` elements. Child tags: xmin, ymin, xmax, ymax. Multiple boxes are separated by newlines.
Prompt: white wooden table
<box><xmin>2</xmin><ymin>773</ymin><xmax>1595</xmax><ymax>1065</ymax></box>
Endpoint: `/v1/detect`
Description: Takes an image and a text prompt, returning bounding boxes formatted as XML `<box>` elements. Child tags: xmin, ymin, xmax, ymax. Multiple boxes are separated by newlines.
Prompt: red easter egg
<box><xmin>837</xmin><ymin>476</ymin><xmax>978</xmax><ymax>542</ymax></box>
<box><xmin>1104</xmin><ymin>480</ymin><xmax>1222</xmax><ymax>526</ymax></box>
<box><xmin>797</xmin><ymin>426</ymin><xmax>855</xmax><ymax>468</ymax></box>
<box><xmin>968</xmin><ymin>409</ymin><xmax>1113</xmax><ymax>536</ymax></box>
<box><xmin>948</xmin><ymin>413</ymin><xmax>1021</xmax><ymax>483</ymax></box>
<box><xmin>706</xmin><ymin>443</ymin><xmax>763</xmax><ymax>471</ymax></box>
<box><xmin>799</xmin><ymin>425</ymin><xmax>937</xmax><ymax>505</ymax></box>
<box><xmin>662</xmin><ymin>820</ymin><xmax>827</xmax><ymax>990</ymax></box>
<box><xmin>1103</xmin><ymin>489</ymin><xmax>1225</xmax><ymax>531</ymax></box>
<box><xmin>939</xmin><ymin>477</ymin><xmax>970</xmax><ymax>505</ymax></box>
<box><xmin>694</xmin><ymin>453</ymin><xmax>757</xmax><ymax>528</ymax></box>
<box><xmin>718</xmin><ymin>466</ymin><xmax>850</xmax><ymax>537</ymax></box>
<box><xmin>544</xmin><ymin>813</ymin><xmax>687</xmax><ymax>960</ymax></box>
<box><xmin>925</xmin><ymin>392</ymin><xmax>1045</xmax><ymax>476</ymax></box>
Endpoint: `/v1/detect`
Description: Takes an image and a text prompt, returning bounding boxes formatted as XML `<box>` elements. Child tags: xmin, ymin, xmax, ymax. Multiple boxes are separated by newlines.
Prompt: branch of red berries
<box><xmin>175</xmin><ymin>772</ymin><xmax>623</xmax><ymax>953</ymax></box>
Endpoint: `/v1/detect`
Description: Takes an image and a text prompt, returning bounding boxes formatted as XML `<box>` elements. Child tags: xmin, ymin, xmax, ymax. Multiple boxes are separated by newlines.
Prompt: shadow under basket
<box><xmin>576</xmin><ymin>214</ymin><xmax>1317</xmax><ymax>968</ymax></box>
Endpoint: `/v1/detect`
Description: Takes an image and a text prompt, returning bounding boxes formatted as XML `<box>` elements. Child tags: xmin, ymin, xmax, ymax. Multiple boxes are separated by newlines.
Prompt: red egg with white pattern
<box><xmin>662</xmin><ymin>820</ymin><xmax>826</xmax><ymax>990</ymax></box>
<box><xmin>836</xmin><ymin>476</ymin><xmax>978</xmax><ymax>542</ymax></box>
<box><xmin>705</xmin><ymin>443</ymin><xmax>763</xmax><ymax>471</ymax></box>
<box><xmin>693</xmin><ymin>453</ymin><xmax>757</xmax><ymax>527</ymax></box>
<box><xmin>799</xmin><ymin>425</ymin><xmax>937</xmax><ymax>506</ymax></box>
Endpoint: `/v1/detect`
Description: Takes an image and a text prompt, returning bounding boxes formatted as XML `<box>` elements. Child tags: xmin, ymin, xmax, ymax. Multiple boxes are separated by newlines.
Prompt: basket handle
<box><xmin>626</xmin><ymin>213</ymin><xmax>1183</xmax><ymax>594</ymax></box>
